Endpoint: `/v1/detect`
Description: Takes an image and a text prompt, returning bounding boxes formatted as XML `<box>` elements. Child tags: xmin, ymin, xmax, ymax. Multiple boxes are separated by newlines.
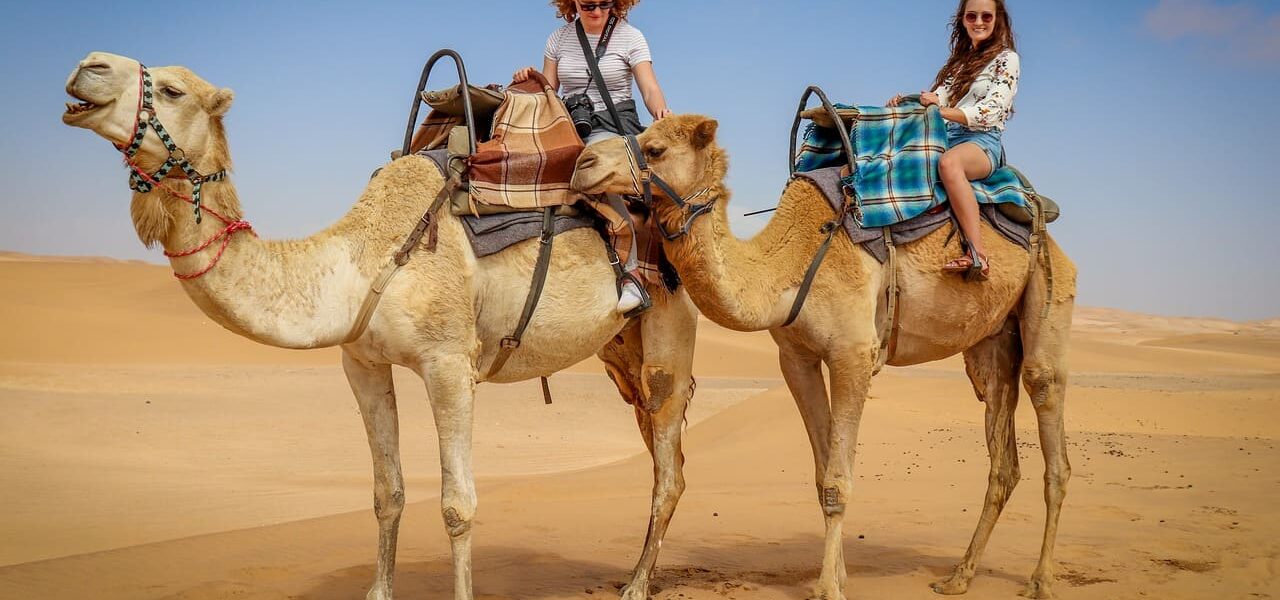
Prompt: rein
<box><xmin>115</xmin><ymin>64</ymin><xmax>251</xmax><ymax>280</ymax></box>
<box><xmin>622</xmin><ymin>134</ymin><xmax>715</xmax><ymax>240</ymax></box>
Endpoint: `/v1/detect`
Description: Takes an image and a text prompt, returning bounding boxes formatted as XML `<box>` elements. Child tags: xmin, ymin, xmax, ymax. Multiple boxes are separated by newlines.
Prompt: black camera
<box><xmin>563</xmin><ymin>93</ymin><xmax>595</xmax><ymax>140</ymax></box>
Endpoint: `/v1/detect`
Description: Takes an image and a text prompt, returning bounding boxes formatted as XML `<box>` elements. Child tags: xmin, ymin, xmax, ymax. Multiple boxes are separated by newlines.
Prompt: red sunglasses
<box><xmin>964</xmin><ymin>11</ymin><xmax>996</xmax><ymax>24</ymax></box>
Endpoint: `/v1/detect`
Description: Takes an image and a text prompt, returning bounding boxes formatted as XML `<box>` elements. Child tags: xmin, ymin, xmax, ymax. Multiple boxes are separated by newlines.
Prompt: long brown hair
<box><xmin>930</xmin><ymin>0</ymin><xmax>1017</xmax><ymax>103</ymax></box>
<box><xmin>551</xmin><ymin>0</ymin><xmax>638</xmax><ymax>22</ymax></box>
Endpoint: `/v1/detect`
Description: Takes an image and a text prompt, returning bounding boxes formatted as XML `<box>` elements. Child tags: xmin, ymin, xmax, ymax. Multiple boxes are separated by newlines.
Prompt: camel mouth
<box><xmin>61</xmin><ymin>88</ymin><xmax>114</xmax><ymax>125</ymax></box>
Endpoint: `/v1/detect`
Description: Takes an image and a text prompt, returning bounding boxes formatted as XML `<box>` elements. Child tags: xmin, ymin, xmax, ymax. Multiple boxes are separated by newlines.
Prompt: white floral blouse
<box><xmin>933</xmin><ymin>49</ymin><xmax>1020</xmax><ymax>131</ymax></box>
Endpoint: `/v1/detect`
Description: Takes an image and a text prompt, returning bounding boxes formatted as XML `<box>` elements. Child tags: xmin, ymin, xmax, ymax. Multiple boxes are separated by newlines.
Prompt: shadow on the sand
<box><xmin>295</xmin><ymin>535</ymin><xmax>1025</xmax><ymax>599</ymax></box>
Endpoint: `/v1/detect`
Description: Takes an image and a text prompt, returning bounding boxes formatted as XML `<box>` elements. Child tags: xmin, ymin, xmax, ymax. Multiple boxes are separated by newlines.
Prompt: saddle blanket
<box><xmin>794</xmin><ymin>102</ymin><xmax>1033</xmax><ymax>228</ymax></box>
<box><xmin>418</xmin><ymin>149</ymin><xmax>595</xmax><ymax>257</ymax></box>
<box><xmin>794</xmin><ymin>166</ymin><xmax>1030</xmax><ymax>263</ymax></box>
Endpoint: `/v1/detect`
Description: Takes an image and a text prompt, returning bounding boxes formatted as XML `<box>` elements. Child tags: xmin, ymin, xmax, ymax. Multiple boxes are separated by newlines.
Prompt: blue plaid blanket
<box><xmin>794</xmin><ymin>102</ymin><xmax>1031</xmax><ymax>228</ymax></box>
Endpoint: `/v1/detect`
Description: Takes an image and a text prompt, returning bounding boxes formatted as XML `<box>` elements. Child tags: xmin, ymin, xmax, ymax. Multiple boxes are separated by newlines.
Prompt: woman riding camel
<box><xmin>514</xmin><ymin>0</ymin><xmax>672</xmax><ymax>315</ymax></box>
<box><xmin>890</xmin><ymin>0</ymin><xmax>1019</xmax><ymax>281</ymax></box>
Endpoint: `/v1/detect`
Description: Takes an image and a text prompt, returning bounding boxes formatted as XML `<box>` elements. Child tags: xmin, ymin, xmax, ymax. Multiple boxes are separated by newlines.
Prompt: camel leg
<box><xmin>932</xmin><ymin>317</ymin><xmax>1023</xmax><ymax>595</ymax></box>
<box><xmin>814</xmin><ymin>345</ymin><xmax>876</xmax><ymax>600</ymax></box>
<box><xmin>776</xmin><ymin>343</ymin><xmax>832</xmax><ymax>504</ymax></box>
<box><xmin>1019</xmin><ymin>287</ymin><xmax>1074</xmax><ymax>599</ymax></box>
<box><xmin>343</xmin><ymin>351</ymin><xmax>404</xmax><ymax>600</ymax></box>
<box><xmin>419</xmin><ymin>353</ymin><xmax>479</xmax><ymax>600</ymax></box>
<box><xmin>621</xmin><ymin>292</ymin><xmax>698</xmax><ymax>600</ymax></box>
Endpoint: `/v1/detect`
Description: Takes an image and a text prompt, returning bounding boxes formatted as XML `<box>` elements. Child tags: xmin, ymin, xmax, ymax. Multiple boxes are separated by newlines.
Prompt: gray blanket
<box><xmin>794</xmin><ymin>167</ymin><xmax>1030</xmax><ymax>263</ymax></box>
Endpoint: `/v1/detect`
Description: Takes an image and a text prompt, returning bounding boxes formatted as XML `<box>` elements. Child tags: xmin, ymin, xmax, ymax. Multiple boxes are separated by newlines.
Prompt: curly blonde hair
<box><xmin>550</xmin><ymin>0</ymin><xmax>638</xmax><ymax>22</ymax></box>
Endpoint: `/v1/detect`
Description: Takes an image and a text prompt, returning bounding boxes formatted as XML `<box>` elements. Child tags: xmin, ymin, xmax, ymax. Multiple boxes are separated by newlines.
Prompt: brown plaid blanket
<box><xmin>467</xmin><ymin>74</ymin><xmax>585</xmax><ymax>211</ymax></box>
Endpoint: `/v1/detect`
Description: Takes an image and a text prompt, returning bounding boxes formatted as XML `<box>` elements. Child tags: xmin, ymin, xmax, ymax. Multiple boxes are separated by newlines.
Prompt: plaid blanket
<box><xmin>794</xmin><ymin>102</ymin><xmax>1030</xmax><ymax>228</ymax></box>
<box><xmin>468</xmin><ymin>76</ymin><xmax>585</xmax><ymax>210</ymax></box>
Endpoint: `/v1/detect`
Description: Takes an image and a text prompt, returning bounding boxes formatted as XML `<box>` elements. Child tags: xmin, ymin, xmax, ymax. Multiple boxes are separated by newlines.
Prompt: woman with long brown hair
<box><xmin>890</xmin><ymin>0</ymin><xmax>1019</xmax><ymax>281</ymax></box>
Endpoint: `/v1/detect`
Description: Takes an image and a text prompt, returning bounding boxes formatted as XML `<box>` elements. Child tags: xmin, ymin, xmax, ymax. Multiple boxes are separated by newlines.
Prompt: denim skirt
<box><xmin>946</xmin><ymin>122</ymin><xmax>1005</xmax><ymax>172</ymax></box>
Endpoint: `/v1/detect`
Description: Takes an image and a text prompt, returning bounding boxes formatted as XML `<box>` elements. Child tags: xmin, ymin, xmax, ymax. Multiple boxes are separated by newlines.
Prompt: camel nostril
<box><xmin>577</xmin><ymin>154</ymin><xmax>597</xmax><ymax>169</ymax></box>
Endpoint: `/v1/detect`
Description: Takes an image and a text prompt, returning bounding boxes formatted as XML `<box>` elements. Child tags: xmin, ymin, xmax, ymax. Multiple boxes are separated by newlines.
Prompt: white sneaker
<box><xmin>617</xmin><ymin>279</ymin><xmax>645</xmax><ymax>313</ymax></box>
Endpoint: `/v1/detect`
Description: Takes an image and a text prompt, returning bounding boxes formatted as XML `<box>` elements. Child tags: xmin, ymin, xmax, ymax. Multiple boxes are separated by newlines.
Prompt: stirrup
<box><xmin>618</xmin><ymin>274</ymin><xmax>652</xmax><ymax>318</ymax></box>
<box><xmin>943</xmin><ymin>242</ymin><xmax>989</xmax><ymax>282</ymax></box>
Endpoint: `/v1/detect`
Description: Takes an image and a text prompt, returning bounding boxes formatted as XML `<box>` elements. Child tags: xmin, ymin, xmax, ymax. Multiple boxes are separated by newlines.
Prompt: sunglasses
<box><xmin>964</xmin><ymin>11</ymin><xmax>996</xmax><ymax>24</ymax></box>
<box><xmin>579</xmin><ymin>1</ymin><xmax>614</xmax><ymax>12</ymax></box>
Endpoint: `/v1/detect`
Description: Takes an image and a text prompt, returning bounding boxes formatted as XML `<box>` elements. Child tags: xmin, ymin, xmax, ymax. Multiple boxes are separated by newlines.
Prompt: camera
<box><xmin>563</xmin><ymin>93</ymin><xmax>595</xmax><ymax>140</ymax></box>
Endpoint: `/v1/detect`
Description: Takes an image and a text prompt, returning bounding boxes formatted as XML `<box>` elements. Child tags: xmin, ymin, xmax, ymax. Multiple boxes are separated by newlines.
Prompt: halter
<box><xmin>622</xmin><ymin>134</ymin><xmax>715</xmax><ymax>240</ymax></box>
<box><xmin>114</xmin><ymin>63</ymin><xmax>251</xmax><ymax>280</ymax></box>
<box><xmin>116</xmin><ymin>64</ymin><xmax>228</xmax><ymax>225</ymax></box>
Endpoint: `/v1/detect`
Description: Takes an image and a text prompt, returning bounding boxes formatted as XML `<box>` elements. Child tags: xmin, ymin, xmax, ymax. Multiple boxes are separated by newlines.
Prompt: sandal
<box><xmin>942</xmin><ymin>242</ymin><xmax>990</xmax><ymax>282</ymax></box>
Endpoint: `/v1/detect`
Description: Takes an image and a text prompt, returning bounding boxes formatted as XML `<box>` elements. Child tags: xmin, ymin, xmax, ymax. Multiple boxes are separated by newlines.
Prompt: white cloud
<box><xmin>1145</xmin><ymin>0</ymin><xmax>1280</xmax><ymax>63</ymax></box>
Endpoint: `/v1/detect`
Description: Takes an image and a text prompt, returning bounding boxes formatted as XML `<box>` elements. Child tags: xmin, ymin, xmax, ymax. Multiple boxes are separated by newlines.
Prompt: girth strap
<box><xmin>486</xmin><ymin>206</ymin><xmax>558</xmax><ymax>379</ymax></box>
<box><xmin>875</xmin><ymin>227</ymin><xmax>900</xmax><ymax>373</ymax></box>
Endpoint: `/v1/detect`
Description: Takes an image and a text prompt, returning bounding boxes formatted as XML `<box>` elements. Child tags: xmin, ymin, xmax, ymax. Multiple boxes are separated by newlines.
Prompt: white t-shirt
<box><xmin>933</xmin><ymin>49</ymin><xmax>1020</xmax><ymax>131</ymax></box>
<box><xmin>544</xmin><ymin>20</ymin><xmax>652</xmax><ymax>109</ymax></box>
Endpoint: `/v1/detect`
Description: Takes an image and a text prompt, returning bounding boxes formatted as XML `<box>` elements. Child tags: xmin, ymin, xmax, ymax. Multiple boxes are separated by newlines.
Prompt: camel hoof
<box><xmin>810</xmin><ymin>582</ymin><xmax>848</xmax><ymax>600</ymax></box>
<box><xmin>930</xmin><ymin>573</ymin><xmax>971</xmax><ymax>595</ymax></box>
<box><xmin>619</xmin><ymin>582</ymin><xmax>650</xmax><ymax>600</ymax></box>
<box><xmin>1019</xmin><ymin>578</ymin><xmax>1054</xmax><ymax>599</ymax></box>
<box><xmin>366</xmin><ymin>586</ymin><xmax>393</xmax><ymax>600</ymax></box>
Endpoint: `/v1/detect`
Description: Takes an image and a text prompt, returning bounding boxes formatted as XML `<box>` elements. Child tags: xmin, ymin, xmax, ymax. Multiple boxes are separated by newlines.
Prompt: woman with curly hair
<box><xmin>513</xmin><ymin>0</ymin><xmax>672</xmax><ymax>315</ymax></box>
<box><xmin>890</xmin><ymin>0</ymin><xmax>1019</xmax><ymax>281</ymax></box>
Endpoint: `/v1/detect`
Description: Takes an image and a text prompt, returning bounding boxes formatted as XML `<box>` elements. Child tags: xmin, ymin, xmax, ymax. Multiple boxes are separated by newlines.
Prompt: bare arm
<box><xmin>632</xmin><ymin>61</ymin><xmax>671</xmax><ymax>120</ymax></box>
<box><xmin>511</xmin><ymin>57</ymin><xmax>561</xmax><ymax>91</ymax></box>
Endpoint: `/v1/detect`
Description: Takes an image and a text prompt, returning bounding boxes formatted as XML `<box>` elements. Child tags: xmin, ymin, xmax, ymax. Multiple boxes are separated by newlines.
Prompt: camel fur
<box><xmin>573</xmin><ymin>114</ymin><xmax>1078</xmax><ymax>600</ymax></box>
<box><xmin>62</xmin><ymin>52</ymin><xmax>697</xmax><ymax>600</ymax></box>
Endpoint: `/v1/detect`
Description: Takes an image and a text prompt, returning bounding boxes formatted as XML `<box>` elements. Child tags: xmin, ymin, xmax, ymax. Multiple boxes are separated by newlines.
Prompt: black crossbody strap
<box><xmin>575</xmin><ymin>17</ymin><xmax>627</xmax><ymax>134</ymax></box>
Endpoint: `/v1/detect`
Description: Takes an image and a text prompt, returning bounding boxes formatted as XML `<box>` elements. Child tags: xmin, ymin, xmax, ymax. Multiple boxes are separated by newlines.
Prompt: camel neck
<box><xmin>661</xmin><ymin>180</ymin><xmax>835</xmax><ymax>332</ymax></box>
<box><xmin>140</xmin><ymin>182</ymin><xmax>368</xmax><ymax>349</ymax></box>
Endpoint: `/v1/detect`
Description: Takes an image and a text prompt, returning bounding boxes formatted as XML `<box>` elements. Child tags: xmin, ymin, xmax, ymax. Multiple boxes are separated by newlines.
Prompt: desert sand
<box><xmin>0</xmin><ymin>252</ymin><xmax>1277</xmax><ymax>599</ymax></box>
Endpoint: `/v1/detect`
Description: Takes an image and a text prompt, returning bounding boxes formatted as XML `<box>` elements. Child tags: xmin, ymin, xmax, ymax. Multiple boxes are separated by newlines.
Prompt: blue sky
<box><xmin>2</xmin><ymin>0</ymin><xmax>1277</xmax><ymax>320</ymax></box>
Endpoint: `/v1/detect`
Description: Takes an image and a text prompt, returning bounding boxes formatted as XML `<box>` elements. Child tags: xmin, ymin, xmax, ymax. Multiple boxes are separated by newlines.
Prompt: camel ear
<box><xmin>691</xmin><ymin>117</ymin><xmax>718</xmax><ymax>150</ymax></box>
<box><xmin>210</xmin><ymin>88</ymin><xmax>234</xmax><ymax>116</ymax></box>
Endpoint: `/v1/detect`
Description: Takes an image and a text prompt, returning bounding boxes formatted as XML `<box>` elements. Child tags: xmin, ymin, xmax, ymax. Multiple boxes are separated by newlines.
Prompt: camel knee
<box><xmin>641</xmin><ymin>365</ymin><xmax>688</xmax><ymax>413</ymax></box>
<box><xmin>442</xmin><ymin>502</ymin><xmax>474</xmax><ymax>538</ymax></box>
<box><xmin>374</xmin><ymin>487</ymin><xmax>405</xmax><ymax>522</ymax></box>
<box><xmin>1022</xmin><ymin>362</ymin><xmax>1064</xmax><ymax>410</ymax></box>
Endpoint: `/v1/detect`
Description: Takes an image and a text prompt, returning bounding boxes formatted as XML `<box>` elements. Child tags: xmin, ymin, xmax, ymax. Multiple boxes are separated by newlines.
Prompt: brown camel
<box><xmin>573</xmin><ymin>114</ymin><xmax>1077</xmax><ymax>599</ymax></box>
<box><xmin>61</xmin><ymin>51</ymin><xmax>697</xmax><ymax>600</ymax></box>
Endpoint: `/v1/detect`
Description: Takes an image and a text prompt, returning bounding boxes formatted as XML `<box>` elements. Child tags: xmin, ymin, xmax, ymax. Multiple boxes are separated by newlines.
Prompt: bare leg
<box><xmin>419</xmin><ymin>354</ymin><xmax>479</xmax><ymax>600</ymax></box>
<box><xmin>939</xmin><ymin>143</ymin><xmax>994</xmax><ymax>270</ymax></box>
<box><xmin>1019</xmin><ymin>259</ymin><xmax>1074</xmax><ymax>599</ymax></box>
<box><xmin>814</xmin><ymin>344</ymin><xmax>877</xmax><ymax>600</ymax></box>
<box><xmin>343</xmin><ymin>351</ymin><xmax>403</xmax><ymax>600</ymax></box>
<box><xmin>775</xmin><ymin>341</ymin><xmax>832</xmax><ymax>504</ymax></box>
<box><xmin>622</xmin><ymin>291</ymin><xmax>698</xmax><ymax>600</ymax></box>
<box><xmin>932</xmin><ymin>317</ymin><xmax>1023</xmax><ymax>595</ymax></box>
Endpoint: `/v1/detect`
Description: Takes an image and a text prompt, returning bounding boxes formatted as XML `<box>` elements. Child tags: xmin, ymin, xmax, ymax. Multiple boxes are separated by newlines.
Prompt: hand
<box><xmin>887</xmin><ymin>93</ymin><xmax>905</xmax><ymax>107</ymax></box>
<box><xmin>654</xmin><ymin>108</ymin><xmax>673</xmax><ymax>120</ymax></box>
<box><xmin>919</xmin><ymin>92</ymin><xmax>940</xmax><ymax>107</ymax></box>
<box><xmin>512</xmin><ymin>66</ymin><xmax>535</xmax><ymax>83</ymax></box>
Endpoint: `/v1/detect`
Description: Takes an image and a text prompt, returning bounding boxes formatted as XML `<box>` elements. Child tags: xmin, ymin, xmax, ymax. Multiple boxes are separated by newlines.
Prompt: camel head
<box><xmin>63</xmin><ymin>52</ymin><xmax>234</xmax><ymax>176</ymax></box>
<box><xmin>573</xmin><ymin>115</ymin><xmax>728</xmax><ymax>231</ymax></box>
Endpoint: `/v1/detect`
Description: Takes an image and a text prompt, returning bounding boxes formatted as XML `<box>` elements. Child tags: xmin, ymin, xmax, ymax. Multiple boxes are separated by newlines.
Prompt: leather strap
<box><xmin>783</xmin><ymin>216</ymin><xmax>842</xmax><ymax>327</ymax></box>
<box><xmin>875</xmin><ymin>226</ymin><xmax>900</xmax><ymax>373</ymax></box>
<box><xmin>343</xmin><ymin>179</ymin><xmax>456</xmax><ymax>344</ymax></box>
<box><xmin>486</xmin><ymin>207</ymin><xmax>558</xmax><ymax>378</ymax></box>
<box><xmin>576</xmin><ymin>17</ymin><xmax>628</xmax><ymax>135</ymax></box>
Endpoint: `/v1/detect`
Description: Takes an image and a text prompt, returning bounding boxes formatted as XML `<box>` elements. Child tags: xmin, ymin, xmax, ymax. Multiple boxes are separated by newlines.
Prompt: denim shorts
<box><xmin>946</xmin><ymin>122</ymin><xmax>1005</xmax><ymax>172</ymax></box>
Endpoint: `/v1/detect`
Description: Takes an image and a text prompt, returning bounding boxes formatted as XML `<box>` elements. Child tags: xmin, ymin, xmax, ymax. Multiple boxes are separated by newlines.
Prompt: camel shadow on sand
<box><xmin>297</xmin><ymin>536</ymin><xmax>1025</xmax><ymax>599</ymax></box>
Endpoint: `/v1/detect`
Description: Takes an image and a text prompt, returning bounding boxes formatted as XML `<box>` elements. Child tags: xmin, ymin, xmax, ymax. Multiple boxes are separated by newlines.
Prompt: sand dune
<box><xmin>1</xmin><ymin>254</ymin><xmax>1277</xmax><ymax>599</ymax></box>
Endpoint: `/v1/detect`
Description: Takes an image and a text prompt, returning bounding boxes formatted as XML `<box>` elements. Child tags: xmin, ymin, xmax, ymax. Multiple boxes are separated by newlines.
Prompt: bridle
<box><xmin>114</xmin><ymin>64</ymin><xmax>251</xmax><ymax>280</ymax></box>
<box><xmin>622</xmin><ymin>134</ymin><xmax>715</xmax><ymax>240</ymax></box>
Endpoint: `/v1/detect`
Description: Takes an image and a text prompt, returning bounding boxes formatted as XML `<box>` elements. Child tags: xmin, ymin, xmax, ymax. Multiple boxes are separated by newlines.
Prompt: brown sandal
<box><xmin>942</xmin><ymin>243</ymin><xmax>990</xmax><ymax>282</ymax></box>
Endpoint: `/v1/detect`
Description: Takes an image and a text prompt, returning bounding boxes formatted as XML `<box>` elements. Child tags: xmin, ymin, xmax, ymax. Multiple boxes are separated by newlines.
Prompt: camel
<box><xmin>573</xmin><ymin>115</ymin><xmax>1077</xmax><ymax>599</ymax></box>
<box><xmin>61</xmin><ymin>51</ymin><xmax>698</xmax><ymax>600</ymax></box>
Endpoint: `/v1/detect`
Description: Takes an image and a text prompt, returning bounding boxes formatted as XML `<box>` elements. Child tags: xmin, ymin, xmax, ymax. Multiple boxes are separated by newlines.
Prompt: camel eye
<box><xmin>645</xmin><ymin>145</ymin><xmax>666</xmax><ymax>159</ymax></box>
<box><xmin>161</xmin><ymin>86</ymin><xmax>185</xmax><ymax>99</ymax></box>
